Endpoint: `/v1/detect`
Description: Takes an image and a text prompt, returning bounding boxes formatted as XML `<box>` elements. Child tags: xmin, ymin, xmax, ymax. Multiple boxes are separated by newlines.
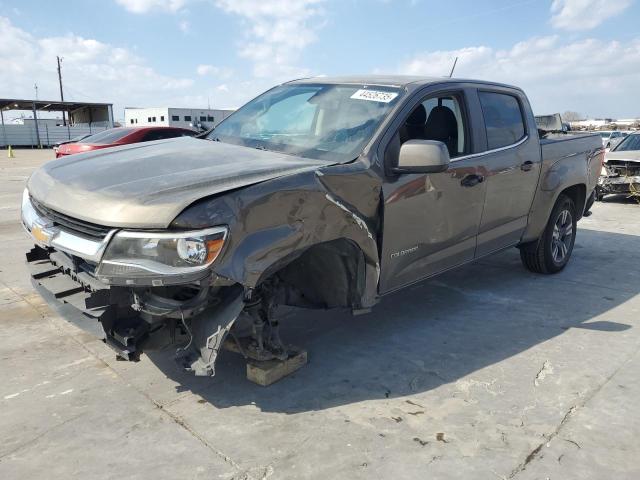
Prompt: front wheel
<box><xmin>520</xmin><ymin>194</ymin><xmax>577</xmax><ymax>274</ymax></box>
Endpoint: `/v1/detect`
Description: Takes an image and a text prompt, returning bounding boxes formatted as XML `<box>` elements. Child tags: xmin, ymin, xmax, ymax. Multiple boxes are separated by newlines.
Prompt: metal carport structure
<box><xmin>0</xmin><ymin>99</ymin><xmax>114</xmax><ymax>147</ymax></box>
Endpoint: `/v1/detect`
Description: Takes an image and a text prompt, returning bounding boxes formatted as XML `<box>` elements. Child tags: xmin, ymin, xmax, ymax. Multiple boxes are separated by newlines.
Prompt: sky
<box><xmin>1</xmin><ymin>0</ymin><xmax>639</xmax><ymax>121</ymax></box>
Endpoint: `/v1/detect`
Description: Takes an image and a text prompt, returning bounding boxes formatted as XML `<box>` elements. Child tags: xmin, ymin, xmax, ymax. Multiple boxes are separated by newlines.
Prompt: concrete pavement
<box><xmin>1</xmin><ymin>149</ymin><xmax>639</xmax><ymax>479</ymax></box>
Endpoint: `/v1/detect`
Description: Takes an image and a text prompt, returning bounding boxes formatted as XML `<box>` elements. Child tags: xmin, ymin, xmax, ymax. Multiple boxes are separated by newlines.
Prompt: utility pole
<box><xmin>34</xmin><ymin>83</ymin><xmax>39</xmax><ymax>100</ymax></box>
<box><xmin>57</xmin><ymin>56</ymin><xmax>66</xmax><ymax>126</ymax></box>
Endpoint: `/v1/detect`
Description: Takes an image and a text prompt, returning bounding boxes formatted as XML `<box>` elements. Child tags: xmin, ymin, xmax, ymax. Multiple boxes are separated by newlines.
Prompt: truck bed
<box><xmin>539</xmin><ymin>131</ymin><xmax>603</xmax><ymax>208</ymax></box>
<box><xmin>540</xmin><ymin>133</ymin><xmax>602</xmax><ymax>178</ymax></box>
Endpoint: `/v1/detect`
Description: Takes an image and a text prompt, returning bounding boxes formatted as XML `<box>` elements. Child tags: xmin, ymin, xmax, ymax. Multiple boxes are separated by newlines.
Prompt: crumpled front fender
<box><xmin>172</xmin><ymin>166</ymin><xmax>382</xmax><ymax>309</ymax></box>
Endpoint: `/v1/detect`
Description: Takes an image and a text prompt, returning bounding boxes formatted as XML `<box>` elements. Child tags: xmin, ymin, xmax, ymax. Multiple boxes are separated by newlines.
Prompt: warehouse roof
<box><xmin>0</xmin><ymin>99</ymin><xmax>112</xmax><ymax>112</ymax></box>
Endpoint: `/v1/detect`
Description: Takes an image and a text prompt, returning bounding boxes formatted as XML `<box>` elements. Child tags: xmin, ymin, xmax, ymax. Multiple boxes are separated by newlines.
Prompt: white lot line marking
<box><xmin>46</xmin><ymin>389</ymin><xmax>74</xmax><ymax>399</ymax></box>
<box><xmin>54</xmin><ymin>356</ymin><xmax>93</xmax><ymax>371</ymax></box>
<box><xmin>3</xmin><ymin>381</ymin><xmax>52</xmax><ymax>400</ymax></box>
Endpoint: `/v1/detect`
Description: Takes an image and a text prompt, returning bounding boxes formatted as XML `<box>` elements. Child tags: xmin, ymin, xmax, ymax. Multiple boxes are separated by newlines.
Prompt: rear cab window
<box><xmin>478</xmin><ymin>91</ymin><xmax>526</xmax><ymax>150</ymax></box>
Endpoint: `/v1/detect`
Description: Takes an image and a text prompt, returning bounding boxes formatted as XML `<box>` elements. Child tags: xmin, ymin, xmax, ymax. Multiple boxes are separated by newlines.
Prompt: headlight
<box><xmin>601</xmin><ymin>166</ymin><xmax>608</xmax><ymax>176</ymax></box>
<box><xmin>95</xmin><ymin>227</ymin><xmax>228</xmax><ymax>281</ymax></box>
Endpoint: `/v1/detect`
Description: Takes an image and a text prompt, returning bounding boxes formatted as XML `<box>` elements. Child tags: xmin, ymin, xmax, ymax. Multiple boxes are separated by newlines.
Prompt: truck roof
<box><xmin>288</xmin><ymin>75</ymin><xmax>522</xmax><ymax>92</ymax></box>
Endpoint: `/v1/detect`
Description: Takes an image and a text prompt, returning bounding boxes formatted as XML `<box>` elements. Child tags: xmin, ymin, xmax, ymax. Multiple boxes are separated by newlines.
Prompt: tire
<box><xmin>520</xmin><ymin>194</ymin><xmax>577</xmax><ymax>274</ymax></box>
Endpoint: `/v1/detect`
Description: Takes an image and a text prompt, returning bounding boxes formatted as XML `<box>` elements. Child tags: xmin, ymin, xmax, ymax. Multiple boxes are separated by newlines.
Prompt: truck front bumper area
<box><xmin>597</xmin><ymin>174</ymin><xmax>640</xmax><ymax>195</ymax></box>
<box><xmin>26</xmin><ymin>245</ymin><xmax>245</xmax><ymax>376</ymax></box>
<box><xmin>27</xmin><ymin>246</ymin><xmax>122</xmax><ymax>343</ymax></box>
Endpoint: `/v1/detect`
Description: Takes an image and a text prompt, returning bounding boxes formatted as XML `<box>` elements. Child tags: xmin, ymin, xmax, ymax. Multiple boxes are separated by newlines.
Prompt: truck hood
<box><xmin>605</xmin><ymin>150</ymin><xmax>640</xmax><ymax>163</ymax></box>
<box><xmin>28</xmin><ymin>137</ymin><xmax>334</xmax><ymax>228</ymax></box>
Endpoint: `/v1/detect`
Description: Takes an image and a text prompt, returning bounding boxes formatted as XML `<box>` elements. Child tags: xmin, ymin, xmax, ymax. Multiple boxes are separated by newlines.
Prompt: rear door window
<box><xmin>143</xmin><ymin>129</ymin><xmax>195</xmax><ymax>141</ymax></box>
<box><xmin>81</xmin><ymin>128</ymin><xmax>134</xmax><ymax>144</ymax></box>
<box><xmin>141</xmin><ymin>130</ymin><xmax>168</xmax><ymax>141</ymax></box>
<box><xmin>478</xmin><ymin>91</ymin><xmax>526</xmax><ymax>150</ymax></box>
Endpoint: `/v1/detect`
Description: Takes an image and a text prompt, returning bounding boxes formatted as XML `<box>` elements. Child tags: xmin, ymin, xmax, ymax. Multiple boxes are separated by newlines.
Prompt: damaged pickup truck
<box><xmin>22</xmin><ymin>76</ymin><xmax>603</xmax><ymax>376</ymax></box>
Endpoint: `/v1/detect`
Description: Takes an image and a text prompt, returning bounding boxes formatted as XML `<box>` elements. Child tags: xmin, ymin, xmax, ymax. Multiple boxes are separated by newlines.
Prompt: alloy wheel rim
<box><xmin>551</xmin><ymin>209</ymin><xmax>573</xmax><ymax>263</ymax></box>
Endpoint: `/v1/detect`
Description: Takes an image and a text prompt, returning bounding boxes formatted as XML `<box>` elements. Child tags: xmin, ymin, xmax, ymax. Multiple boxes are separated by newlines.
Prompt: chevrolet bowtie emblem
<box><xmin>31</xmin><ymin>220</ymin><xmax>56</xmax><ymax>246</ymax></box>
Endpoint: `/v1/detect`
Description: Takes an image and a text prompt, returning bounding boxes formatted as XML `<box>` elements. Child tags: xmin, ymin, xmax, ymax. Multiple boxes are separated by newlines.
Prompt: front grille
<box><xmin>607</xmin><ymin>160</ymin><xmax>640</xmax><ymax>177</ymax></box>
<box><xmin>30</xmin><ymin>197</ymin><xmax>112</xmax><ymax>240</ymax></box>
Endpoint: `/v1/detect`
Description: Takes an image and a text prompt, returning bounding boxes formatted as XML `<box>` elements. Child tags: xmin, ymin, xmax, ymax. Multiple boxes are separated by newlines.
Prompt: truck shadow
<box><xmin>147</xmin><ymin>228</ymin><xmax>638</xmax><ymax>413</ymax></box>
<box><xmin>600</xmin><ymin>194</ymin><xmax>639</xmax><ymax>205</ymax></box>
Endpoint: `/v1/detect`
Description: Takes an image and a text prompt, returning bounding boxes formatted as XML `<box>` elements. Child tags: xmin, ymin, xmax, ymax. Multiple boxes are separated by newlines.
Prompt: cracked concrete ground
<box><xmin>1</xmin><ymin>149</ymin><xmax>639</xmax><ymax>479</ymax></box>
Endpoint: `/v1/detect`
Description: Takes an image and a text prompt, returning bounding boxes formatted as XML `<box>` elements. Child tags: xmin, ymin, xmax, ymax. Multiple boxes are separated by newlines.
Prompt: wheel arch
<box><xmin>559</xmin><ymin>183</ymin><xmax>586</xmax><ymax>220</ymax></box>
<box><xmin>257</xmin><ymin>238</ymin><xmax>370</xmax><ymax>310</ymax></box>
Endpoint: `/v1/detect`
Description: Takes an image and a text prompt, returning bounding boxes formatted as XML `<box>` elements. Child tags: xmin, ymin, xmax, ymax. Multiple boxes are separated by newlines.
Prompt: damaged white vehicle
<box><xmin>597</xmin><ymin>132</ymin><xmax>640</xmax><ymax>200</ymax></box>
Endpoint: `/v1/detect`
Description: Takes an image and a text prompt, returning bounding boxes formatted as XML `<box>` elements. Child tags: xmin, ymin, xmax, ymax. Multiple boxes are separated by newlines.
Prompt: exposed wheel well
<box><xmin>559</xmin><ymin>184</ymin><xmax>586</xmax><ymax>220</ymax></box>
<box><xmin>265</xmin><ymin>239</ymin><xmax>366</xmax><ymax>309</ymax></box>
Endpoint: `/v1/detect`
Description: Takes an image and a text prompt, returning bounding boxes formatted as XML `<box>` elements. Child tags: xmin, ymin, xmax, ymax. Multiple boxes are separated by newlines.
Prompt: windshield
<box><xmin>208</xmin><ymin>83</ymin><xmax>402</xmax><ymax>161</ymax></box>
<box><xmin>613</xmin><ymin>133</ymin><xmax>640</xmax><ymax>152</ymax></box>
<box><xmin>81</xmin><ymin>128</ymin><xmax>134</xmax><ymax>144</ymax></box>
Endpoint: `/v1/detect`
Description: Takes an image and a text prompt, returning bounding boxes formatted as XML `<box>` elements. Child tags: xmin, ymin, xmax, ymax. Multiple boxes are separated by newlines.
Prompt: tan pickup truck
<box><xmin>22</xmin><ymin>76</ymin><xmax>603</xmax><ymax>376</ymax></box>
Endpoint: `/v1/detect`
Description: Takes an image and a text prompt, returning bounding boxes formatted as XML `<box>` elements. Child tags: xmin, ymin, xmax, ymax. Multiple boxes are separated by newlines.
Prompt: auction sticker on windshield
<box><xmin>351</xmin><ymin>89</ymin><xmax>399</xmax><ymax>103</ymax></box>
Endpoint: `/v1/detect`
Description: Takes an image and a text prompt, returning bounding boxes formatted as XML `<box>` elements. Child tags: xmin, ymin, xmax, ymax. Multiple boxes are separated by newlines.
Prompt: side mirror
<box><xmin>393</xmin><ymin>140</ymin><xmax>450</xmax><ymax>174</ymax></box>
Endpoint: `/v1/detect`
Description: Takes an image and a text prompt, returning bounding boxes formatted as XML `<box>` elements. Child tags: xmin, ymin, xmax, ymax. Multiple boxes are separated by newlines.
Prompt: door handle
<box><xmin>521</xmin><ymin>161</ymin><xmax>534</xmax><ymax>172</ymax></box>
<box><xmin>460</xmin><ymin>174</ymin><xmax>484</xmax><ymax>187</ymax></box>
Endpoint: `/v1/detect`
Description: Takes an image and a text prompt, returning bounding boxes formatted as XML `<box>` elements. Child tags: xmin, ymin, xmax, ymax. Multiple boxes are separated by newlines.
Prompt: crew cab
<box><xmin>22</xmin><ymin>76</ymin><xmax>603</xmax><ymax>376</ymax></box>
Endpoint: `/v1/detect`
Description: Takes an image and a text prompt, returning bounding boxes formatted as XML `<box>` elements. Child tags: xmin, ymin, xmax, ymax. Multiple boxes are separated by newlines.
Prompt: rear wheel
<box><xmin>520</xmin><ymin>194</ymin><xmax>577</xmax><ymax>274</ymax></box>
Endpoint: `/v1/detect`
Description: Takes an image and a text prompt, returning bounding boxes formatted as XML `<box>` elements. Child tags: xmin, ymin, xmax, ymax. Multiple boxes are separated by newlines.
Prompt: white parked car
<box><xmin>599</xmin><ymin>130</ymin><xmax>630</xmax><ymax>149</ymax></box>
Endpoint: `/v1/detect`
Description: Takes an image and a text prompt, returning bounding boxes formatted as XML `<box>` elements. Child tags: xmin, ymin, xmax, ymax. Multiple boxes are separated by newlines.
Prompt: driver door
<box><xmin>378</xmin><ymin>87</ymin><xmax>488</xmax><ymax>293</ymax></box>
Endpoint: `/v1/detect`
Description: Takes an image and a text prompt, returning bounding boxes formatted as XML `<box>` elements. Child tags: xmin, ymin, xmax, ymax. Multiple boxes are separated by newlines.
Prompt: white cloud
<box><xmin>214</xmin><ymin>0</ymin><xmax>326</xmax><ymax>79</ymax></box>
<box><xmin>114</xmin><ymin>0</ymin><xmax>187</xmax><ymax>14</ymax></box>
<box><xmin>113</xmin><ymin>0</ymin><xmax>325</xmax><ymax>85</ymax></box>
<box><xmin>196</xmin><ymin>64</ymin><xmax>233</xmax><ymax>79</ymax></box>
<box><xmin>550</xmin><ymin>0</ymin><xmax>632</xmax><ymax>31</ymax></box>
<box><xmin>395</xmin><ymin>35</ymin><xmax>640</xmax><ymax>117</ymax></box>
<box><xmin>178</xmin><ymin>19</ymin><xmax>190</xmax><ymax>33</ymax></box>
<box><xmin>0</xmin><ymin>17</ymin><xmax>195</xmax><ymax>116</ymax></box>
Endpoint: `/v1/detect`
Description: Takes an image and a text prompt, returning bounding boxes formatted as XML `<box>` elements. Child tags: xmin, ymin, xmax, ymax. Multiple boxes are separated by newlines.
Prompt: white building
<box><xmin>569</xmin><ymin>119</ymin><xmax>613</xmax><ymax>129</ymax></box>
<box><xmin>570</xmin><ymin>118</ymin><xmax>640</xmax><ymax>129</ymax></box>
<box><xmin>613</xmin><ymin>118</ymin><xmax>640</xmax><ymax>127</ymax></box>
<box><xmin>124</xmin><ymin>107</ymin><xmax>234</xmax><ymax>130</ymax></box>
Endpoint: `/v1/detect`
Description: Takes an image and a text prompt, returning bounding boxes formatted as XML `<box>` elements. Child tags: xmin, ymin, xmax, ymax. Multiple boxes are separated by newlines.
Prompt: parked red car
<box><xmin>54</xmin><ymin>127</ymin><xmax>197</xmax><ymax>158</ymax></box>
